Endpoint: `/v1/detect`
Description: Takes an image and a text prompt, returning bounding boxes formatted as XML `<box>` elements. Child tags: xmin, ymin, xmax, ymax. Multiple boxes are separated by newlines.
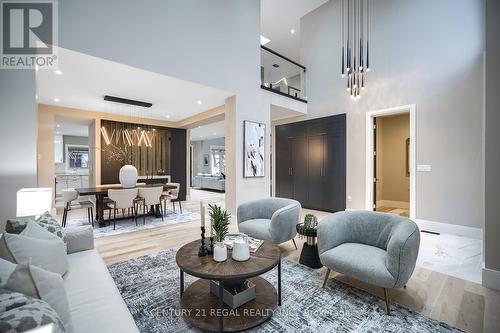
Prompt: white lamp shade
<box><xmin>16</xmin><ymin>188</ymin><xmax>53</xmax><ymax>217</ymax></box>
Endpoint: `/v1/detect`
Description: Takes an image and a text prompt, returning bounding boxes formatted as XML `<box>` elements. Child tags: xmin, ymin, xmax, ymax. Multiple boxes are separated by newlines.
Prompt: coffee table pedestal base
<box><xmin>180</xmin><ymin>277</ymin><xmax>277</xmax><ymax>332</ymax></box>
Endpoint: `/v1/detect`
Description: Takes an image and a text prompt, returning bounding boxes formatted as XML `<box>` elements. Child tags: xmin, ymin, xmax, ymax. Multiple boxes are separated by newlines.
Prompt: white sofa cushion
<box><xmin>0</xmin><ymin>258</ymin><xmax>16</xmax><ymax>286</ymax></box>
<box><xmin>0</xmin><ymin>233</ymin><xmax>69</xmax><ymax>275</ymax></box>
<box><xmin>4</xmin><ymin>260</ymin><xmax>74</xmax><ymax>333</ymax></box>
<box><xmin>65</xmin><ymin>249</ymin><xmax>138</xmax><ymax>333</ymax></box>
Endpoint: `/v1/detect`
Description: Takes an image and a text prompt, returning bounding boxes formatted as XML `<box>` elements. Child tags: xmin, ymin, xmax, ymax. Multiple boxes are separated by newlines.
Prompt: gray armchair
<box><xmin>318</xmin><ymin>211</ymin><xmax>420</xmax><ymax>314</ymax></box>
<box><xmin>237</xmin><ymin>198</ymin><xmax>301</xmax><ymax>248</ymax></box>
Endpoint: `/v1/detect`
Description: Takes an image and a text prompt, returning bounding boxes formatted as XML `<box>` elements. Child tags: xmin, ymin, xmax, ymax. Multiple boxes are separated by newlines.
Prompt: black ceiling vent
<box><xmin>104</xmin><ymin>95</ymin><xmax>152</xmax><ymax>108</ymax></box>
<box><xmin>272</xmin><ymin>63</ymin><xmax>280</xmax><ymax>68</ymax></box>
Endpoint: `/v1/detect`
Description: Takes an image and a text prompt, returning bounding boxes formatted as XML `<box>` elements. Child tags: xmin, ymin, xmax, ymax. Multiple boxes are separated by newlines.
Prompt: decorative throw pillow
<box><xmin>35</xmin><ymin>212</ymin><xmax>68</xmax><ymax>247</ymax></box>
<box><xmin>0</xmin><ymin>288</ymin><xmax>66</xmax><ymax>333</ymax></box>
<box><xmin>0</xmin><ymin>259</ymin><xmax>16</xmax><ymax>286</ymax></box>
<box><xmin>6</xmin><ymin>212</ymin><xmax>67</xmax><ymax>252</ymax></box>
<box><xmin>5</xmin><ymin>217</ymin><xmax>31</xmax><ymax>234</ymax></box>
<box><xmin>4</xmin><ymin>260</ymin><xmax>73</xmax><ymax>333</ymax></box>
<box><xmin>0</xmin><ymin>233</ymin><xmax>69</xmax><ymax>275</ymax></box>
<box><xmin>21</xmin><ymin>221</ymin><xmax>67</xmax><ymax>253</ymax></box>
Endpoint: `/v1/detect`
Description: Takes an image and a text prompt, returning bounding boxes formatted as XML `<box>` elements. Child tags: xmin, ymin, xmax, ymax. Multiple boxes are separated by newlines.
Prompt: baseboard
<box><xmin>482</xmin><ymin>267</ymin><xmax>500</xmax><ymax>291</ymax></box>
<box><xmin>414</xmin><ymin>218</ymin><xmax>483</xmax><ymax>240</ymax></box>
<box><xmin>376</xmin><ymin>200</ymin><xmax>409</xmax><ymax>209</ymax></box>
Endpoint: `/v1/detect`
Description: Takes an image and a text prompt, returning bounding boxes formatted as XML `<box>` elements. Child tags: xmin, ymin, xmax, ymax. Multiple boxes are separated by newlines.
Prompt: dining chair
<box><xmin>61</xmin><ymin>188</ymin><xmax>95</xmax><ymax>227</ymax></box>
<box><xmin>107</xmin><ymin>188</ymin><xmax>139</xmax><ymax>230</ymax></box>
<box><xmin>138</xmin><ymin>186</ymin><xmax>164</xmax><ymax>224</ymax></box>
<box><xmin>161</xmin><ymin>182</ymin><xmax>182</xmax><ymax>215</ymax></box>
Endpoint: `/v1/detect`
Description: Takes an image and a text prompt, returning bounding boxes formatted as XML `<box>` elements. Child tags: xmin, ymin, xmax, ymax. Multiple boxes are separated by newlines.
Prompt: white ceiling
<box><xmin>190</xmin><ymin>121</ymin><xmax>225</xmax><ymax>141</ymax></box>
<box><xmin>36</xmin><ymin>47</ymin><xmax>232</xmax><ymax>122</ymax></box>
<box><xmin>261</xmin><ymin>0</ymin><xmax>328</xmax><ymax>63</ymax></box>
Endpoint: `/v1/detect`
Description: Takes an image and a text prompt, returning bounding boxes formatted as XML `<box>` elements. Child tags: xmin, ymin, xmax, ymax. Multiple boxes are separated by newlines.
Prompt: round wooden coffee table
<box><xmin>176</xmin><ymin>240</ymin><xmax>281</xmax><ymax>332</ymax></box>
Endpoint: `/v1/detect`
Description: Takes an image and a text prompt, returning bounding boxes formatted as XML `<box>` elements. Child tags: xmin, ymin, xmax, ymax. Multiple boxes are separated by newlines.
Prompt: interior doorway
<box><xmin>366</xmin><ymin>105</ymin><xmax>416</xmax><ymax>220</ymax></box>
<box><xmin>374</xmin><ymin>113</ymin><xmax>410</xmax><ymax>217</ymax></box>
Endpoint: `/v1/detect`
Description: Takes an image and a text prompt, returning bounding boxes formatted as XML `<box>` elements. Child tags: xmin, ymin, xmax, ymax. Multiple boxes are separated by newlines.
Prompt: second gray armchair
<box><xmin>318</xmin><ymin>210</ymin><xmax>420</xmax><ymax>314</ymax></box>
<box><xmin>237</xmin><ymin>197</ymin><xmax>301</xmax><ymax>248</ymax></box>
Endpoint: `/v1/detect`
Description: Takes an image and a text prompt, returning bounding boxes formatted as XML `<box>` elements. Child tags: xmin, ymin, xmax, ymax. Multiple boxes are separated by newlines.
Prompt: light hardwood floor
<box><xmin>59</xmin><ymin>189</ymin><xmax>500</xmax><ymax>333</ymax></box>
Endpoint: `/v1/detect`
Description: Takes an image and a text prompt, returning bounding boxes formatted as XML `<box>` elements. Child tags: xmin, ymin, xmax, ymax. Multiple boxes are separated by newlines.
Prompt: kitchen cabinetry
<box><xmin>55</xmin><ymin>175</ymin><xmax>89</xmax><ymax>194</ymax></box>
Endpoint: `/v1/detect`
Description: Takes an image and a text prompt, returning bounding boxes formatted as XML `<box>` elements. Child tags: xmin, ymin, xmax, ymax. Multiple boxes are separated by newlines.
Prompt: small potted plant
<box><xmin>209</xmin><ymin>204</ymin><xmax>231</xmax><ymax>262</ymax></box>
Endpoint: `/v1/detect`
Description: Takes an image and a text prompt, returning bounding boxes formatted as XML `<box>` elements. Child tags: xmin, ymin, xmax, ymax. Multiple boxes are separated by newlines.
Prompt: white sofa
<box><xmin>61</xmin><ymin>226</ymin><xmax>139</xmax><ymax>333</ymax></box>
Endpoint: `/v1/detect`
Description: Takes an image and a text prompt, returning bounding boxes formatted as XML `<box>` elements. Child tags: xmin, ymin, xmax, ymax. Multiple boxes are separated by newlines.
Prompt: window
<box><xmin>210</xmin><ymin>146</ymin><xmax>225</xmax><ymax>174</ymax></box>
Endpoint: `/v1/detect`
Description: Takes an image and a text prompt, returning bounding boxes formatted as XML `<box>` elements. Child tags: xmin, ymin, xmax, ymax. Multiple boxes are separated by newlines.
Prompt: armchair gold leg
<box><xmin>383</xmin><ymin>288</ymin><xmax>391</xmax><ymax>315</ymax></box>
<box><xmin>322</xmin><ymin>268</ymin><xmax>331</xmax><ymax>288</ymax></box>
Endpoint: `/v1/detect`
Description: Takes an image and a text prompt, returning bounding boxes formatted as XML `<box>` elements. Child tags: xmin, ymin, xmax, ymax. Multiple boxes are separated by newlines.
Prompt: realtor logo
<box><xmin>1</xmin><ymin>0</ymin><xmax>58</xmax><ymax>69</ymax></box>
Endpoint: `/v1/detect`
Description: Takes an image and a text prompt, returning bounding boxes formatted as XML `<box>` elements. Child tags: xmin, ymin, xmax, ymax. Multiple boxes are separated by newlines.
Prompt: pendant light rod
<box><xmin>342</xmin><ymin>0</ymin><xmax>370</xmax><ymax>98</ymax></box>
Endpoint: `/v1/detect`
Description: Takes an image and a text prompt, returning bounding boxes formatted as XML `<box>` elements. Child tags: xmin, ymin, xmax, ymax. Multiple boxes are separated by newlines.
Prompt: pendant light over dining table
<box><xmin>341</xmin><ymin>0</ymin><xmax>370</xmax><ymax>98</ymax></box>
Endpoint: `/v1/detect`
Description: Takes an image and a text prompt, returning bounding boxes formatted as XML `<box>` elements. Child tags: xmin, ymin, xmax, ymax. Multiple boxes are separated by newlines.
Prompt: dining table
<box><xmin>76</xmin><ymin>183</ymin><xmax>176</xmax><ymax>227</ymax></box>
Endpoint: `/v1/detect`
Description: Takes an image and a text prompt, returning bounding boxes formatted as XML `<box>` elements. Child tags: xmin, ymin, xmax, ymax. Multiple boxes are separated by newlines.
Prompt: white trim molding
<box><xmin>414</xmin><ymin>218</ymin><xmax>483</xmax><ymax>240</ymax></box>
<box><xmin>365</xmin><ymin>104</ymin><xmax>416</xmax><ymax>220</ymax></box>
<box><xmin>482</xmin><ymin>267</ymin><xmax>500</xmax><ymax>291</ymax></box>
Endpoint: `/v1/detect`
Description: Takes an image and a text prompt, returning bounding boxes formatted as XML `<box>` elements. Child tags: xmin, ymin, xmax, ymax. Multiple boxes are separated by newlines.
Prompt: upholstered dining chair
<box><xmin>61</xmin><ymin>188</ymin><xmax>95</xmax><ymax>227</ymax></box>
<box><xmin>138</xmin><ymin>186</ymin><xmax>164</xmax><ymax>224</ymax></box>
<box><xmin>161</xmin><ymin>182</ymin><xmax>182</xmax><ymax>215</ymax></box>
<box><xmin>107</xmin><ymin>188</ymin><xmax>139</xmax><ymax>230</ymax></box>
<box><xmin>318</xmin><ymin>210</ymin><xmax>420</xmax><ymax>315</ymax></box>
<box><xmin>237</xmin><ymin>197</ymin><xmax>301</xmax><ymax>248</ymax></box>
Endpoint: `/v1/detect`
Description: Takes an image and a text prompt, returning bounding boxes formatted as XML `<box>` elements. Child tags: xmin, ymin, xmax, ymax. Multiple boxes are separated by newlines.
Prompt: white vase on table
<box><xmin>119</xmin><ymin>165</ymin><xmax>138</xmax><ymax>188</ymax></box>
<box><xmin>213</xmin><ymin>241</ymin><xmax>227</xmax><ymax>262</ymax></box>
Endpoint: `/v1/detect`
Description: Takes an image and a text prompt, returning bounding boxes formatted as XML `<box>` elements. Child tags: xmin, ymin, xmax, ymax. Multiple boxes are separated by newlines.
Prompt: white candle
<box><xmin>200</xmin><ymin>201</ymin><xmax>205</xmax><ymax>228</ymax></box>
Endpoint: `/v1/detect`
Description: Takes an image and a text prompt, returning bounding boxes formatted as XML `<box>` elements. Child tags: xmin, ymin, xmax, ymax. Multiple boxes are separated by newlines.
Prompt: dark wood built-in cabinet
<box><xmin>276</xmin><ymin>114</ymin><xmax>346</xmax><ymax>212</ymax></box>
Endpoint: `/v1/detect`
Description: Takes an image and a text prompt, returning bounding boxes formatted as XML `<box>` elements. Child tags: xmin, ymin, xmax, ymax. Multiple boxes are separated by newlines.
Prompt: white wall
<box><xmin>300</xmin><ymin>0</ymin><xmax>484</xmax><ymax>228</ymax></box>
<box><xmin>56</xmin><ymin>0</ymin><xmax>267</xmax><ymax>213</ymax></box>
<box><xmin>0</xmin><ymin>71</ymin><xmax>37</xmax><ymax>228</ymax></box>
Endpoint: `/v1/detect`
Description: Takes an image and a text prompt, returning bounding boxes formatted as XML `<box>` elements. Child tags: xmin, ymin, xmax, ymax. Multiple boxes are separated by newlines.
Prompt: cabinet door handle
<box><xmin>290</xmin><ymin>167</ymin><xmax>293</xmax><ymax>176</ymax></box>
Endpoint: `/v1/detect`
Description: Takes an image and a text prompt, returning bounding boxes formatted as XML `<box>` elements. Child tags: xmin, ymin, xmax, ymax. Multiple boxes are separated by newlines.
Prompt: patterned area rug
<box><xmin>66</xmin><ymin>211</ymin><xmax>200</xmax><ymax>238</ymax></box>
<box><xmin>108</xmin><ymin>250</ymin><xmax>463</xmax><ymax>333</ymax></box>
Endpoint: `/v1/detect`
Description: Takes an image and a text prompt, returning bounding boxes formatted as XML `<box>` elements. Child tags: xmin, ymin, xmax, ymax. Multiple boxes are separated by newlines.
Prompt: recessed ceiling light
<box><xmin>213</xmin><ymin>132</ymin><xmax>217</xmax><ymax>135</ymax></box>
<box><xmin>165</xmin><ymin>115</ymin><xmax>171</xmax><ymax>119</ymax></box>
<box><xmin>200</xmin><ymin>135</ymin><xmax>204</xmax><ymax>138</ymax></box>
<box><xmin>56</xmin><ymin>131</ymin><xmax>60</xmax><ymax>135</ymax></box>
<box><xmin>290</xmin><ymin>28</ymin><xmax>295</xmax><ymax>34</ymax></box>
<box><xmin>56</xmin><ymin>124</ymin><xmax>60</xmax><ymax>128</ymax></box>
<box><xmin>35</xmin><ymin>95</ymin><xmax>38</xmax><ymax>100</ymax></box>
<box><xmin>197</xmin><ymin>100</ymin><xmax>202</xmax><ymax>105</ymax></box>
<box><xmin>260</xmin><ymin>35</ymin><xmax>271</xmax><ymax>45</ymax></box>
<box><xmin>54</xmin><ymin>98</ymin><xmax>60</xmax><ymax>102</ymax></box>
<box><xmin>54</xmin><ymin>70</ymin><xmax>63</xmax><ymax>75</ymax></box>
<box><xmin>198</xmin><ymin>126</ymin><xmax>201</xmax><ymax>128</ymax></box>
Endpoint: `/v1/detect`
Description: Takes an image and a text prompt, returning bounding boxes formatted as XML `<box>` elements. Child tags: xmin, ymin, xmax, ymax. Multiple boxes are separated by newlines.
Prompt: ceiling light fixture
<box><xmin>197</xmin><ymin>100</ymin><xmax>202</xmax><ymax>105</ymax></box>
<box><xmin>165</xmin><ymin>115</ymin><xmax>171</xmax><ymax>119</ymax></box>
<box><xmin>260</xmin><ymin>35</ymin><xmax>271</xmax><ymax>45</ymax></box>
<box><xmin>290</xmin><ymin>28</ymin><xmax>295</xmax><ymax>34</ymax></box>
<box><xmin>54</xmin><ymin>70</ymin><xmax>63</xmax><ymax>75</ymax></box>
<box><xmin>54</xmin><ymin>98</ymin><xmax>60</xmax><ymax>102</ymax></box>
<box><xmin>341</xmin><ymin>0</ymin><xmax>371</xmax><ymax>98</ymax></box>
<box><xmin>103</xmin><ymin>95</ymin><xmax>152</xmax><ymax>108</ymax></box>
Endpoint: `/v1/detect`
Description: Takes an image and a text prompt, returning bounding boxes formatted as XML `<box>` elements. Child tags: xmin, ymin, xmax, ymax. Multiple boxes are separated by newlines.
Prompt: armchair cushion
<box><xmin>320</xmin><ymin>243</ymin><xmax>395</xmax><ymax>288</ymax></box>
<box><xmin>238</xmin><ymin>219</ymin><xmax>272</xmax><ymax>241</ymax></box>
